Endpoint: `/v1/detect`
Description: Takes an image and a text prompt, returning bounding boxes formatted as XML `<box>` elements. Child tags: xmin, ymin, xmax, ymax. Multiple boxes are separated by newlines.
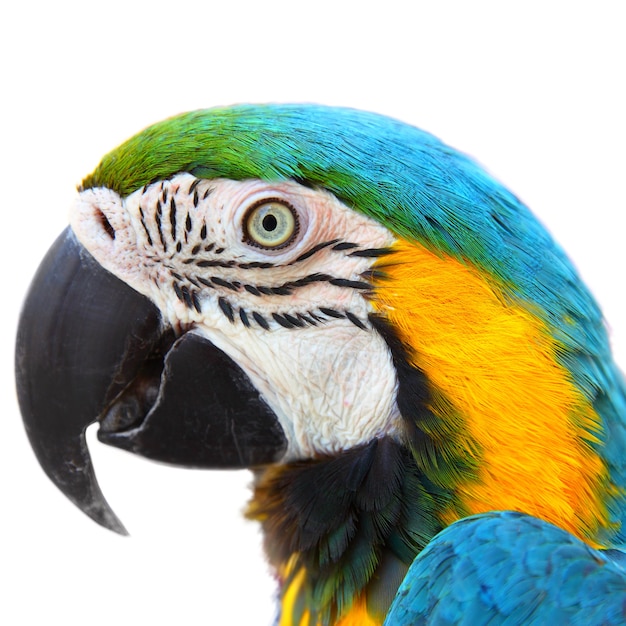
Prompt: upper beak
<box><xmin>15</xmin><ymin>227</ymin><xmax>287</xmax><ymax>534</ymax></box>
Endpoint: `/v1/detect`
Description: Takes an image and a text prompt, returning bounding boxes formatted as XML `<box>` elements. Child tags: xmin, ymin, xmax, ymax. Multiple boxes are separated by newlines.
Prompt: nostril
<box><xmin>96</xmin><ymin>208</ymin><xmax>116</xmax><ymax>239</ymax></box>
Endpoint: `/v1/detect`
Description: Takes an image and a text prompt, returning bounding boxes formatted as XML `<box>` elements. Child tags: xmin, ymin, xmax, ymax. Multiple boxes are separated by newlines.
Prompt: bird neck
<box><xmin>246</xmin><ymin>437</ymin><xmax>446</xmax><ymax>626</ymax></box>
<box><xmin>372</xmin><ymin>238</ymin><xmax>613</xmax><ymax>545</ymax></box>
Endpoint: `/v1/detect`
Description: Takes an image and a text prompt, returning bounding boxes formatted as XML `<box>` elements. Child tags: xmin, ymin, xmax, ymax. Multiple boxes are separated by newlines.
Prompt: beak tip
<box><xmin>94</xmin><ymin>510</ymin><xmax>129</xmax><ymax>536</ymax></box>
<box><xmin>73</xmin><ymin>489</ymin><xmax>128</xmax><ymax>535</ymax></box>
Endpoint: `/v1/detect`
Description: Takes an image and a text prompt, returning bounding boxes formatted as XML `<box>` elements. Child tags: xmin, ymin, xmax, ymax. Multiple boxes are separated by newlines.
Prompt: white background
<box><xmin>2</xmin><ymin>2</ymin><xmax>625</xmax><ymax>624</ymax></box>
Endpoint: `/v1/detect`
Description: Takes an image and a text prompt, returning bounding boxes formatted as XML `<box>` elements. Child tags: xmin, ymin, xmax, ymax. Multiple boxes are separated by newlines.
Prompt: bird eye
<box><xmin>243</xmin><ymin>200</ymin><xmax>298</xmax><ymax>249</ymax></box>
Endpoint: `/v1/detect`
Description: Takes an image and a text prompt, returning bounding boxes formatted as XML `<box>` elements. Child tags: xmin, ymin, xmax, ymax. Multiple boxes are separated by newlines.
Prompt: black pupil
<box><xmin>262</xmin><ymin>214</ymin><xmax>278</xmax><ymax>232</ymax></box>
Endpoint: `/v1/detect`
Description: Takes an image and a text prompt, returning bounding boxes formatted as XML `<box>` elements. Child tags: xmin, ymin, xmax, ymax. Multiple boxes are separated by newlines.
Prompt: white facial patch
<box><xmin>70</xmin><ymin>175</ymin><xmax>402</xmax><ymax>459</ymax></box>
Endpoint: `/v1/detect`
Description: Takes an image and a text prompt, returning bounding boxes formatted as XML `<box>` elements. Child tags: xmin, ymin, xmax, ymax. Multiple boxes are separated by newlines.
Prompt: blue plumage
<box><xmin>384</xmin><ymin>511</ymin><xmax>626</xmax><ymax>625</ymax></box>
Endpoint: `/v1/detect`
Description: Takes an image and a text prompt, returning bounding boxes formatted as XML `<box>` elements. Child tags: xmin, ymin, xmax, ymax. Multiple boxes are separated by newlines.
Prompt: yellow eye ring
<box><xmin>243</xmin><ymin>200</ymin><xmax>298</xmax><ymax>249</ymax></box>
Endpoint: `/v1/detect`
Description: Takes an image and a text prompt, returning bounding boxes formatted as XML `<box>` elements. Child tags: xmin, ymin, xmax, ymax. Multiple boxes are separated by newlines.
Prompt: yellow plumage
<box><xmin>372</xmin><ymin>238</ymin><xmax>611</xmax><ymax>545</ymax></box>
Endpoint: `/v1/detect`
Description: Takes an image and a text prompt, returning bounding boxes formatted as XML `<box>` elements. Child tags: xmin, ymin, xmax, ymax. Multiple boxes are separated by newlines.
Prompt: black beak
<box><xmin>15</xmin><ymin>228</ymin><xmax>287</xmax><ymax>534</ymax></box>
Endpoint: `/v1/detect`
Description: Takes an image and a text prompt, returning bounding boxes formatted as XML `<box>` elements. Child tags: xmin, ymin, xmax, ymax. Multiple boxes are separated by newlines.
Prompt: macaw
<box><xmin>15</xmin><ymin>104</ymin><xmax>626</xmax><ymax>625</ymax></box>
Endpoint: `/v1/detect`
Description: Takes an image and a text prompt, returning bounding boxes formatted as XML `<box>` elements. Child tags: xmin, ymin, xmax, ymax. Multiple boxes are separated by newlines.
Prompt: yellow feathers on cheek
<box><xmin>371</xmin><ymin>238</ymin><xmax>610</xmax><ymax>544</ymax></box>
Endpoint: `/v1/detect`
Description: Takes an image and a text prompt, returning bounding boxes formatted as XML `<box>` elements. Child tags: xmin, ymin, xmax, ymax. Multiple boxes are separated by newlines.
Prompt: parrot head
<box><xmin>15</xmin><ymin>105</ymin><xmax>626</xmax><ymax>625</ymax></box>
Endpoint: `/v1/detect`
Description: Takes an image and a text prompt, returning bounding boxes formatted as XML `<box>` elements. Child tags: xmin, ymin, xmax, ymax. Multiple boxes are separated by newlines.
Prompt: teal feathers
<box><xmin>384</xmin><ymin>511</ymin><xmax>626</xmax><ymax>625</ymax></box>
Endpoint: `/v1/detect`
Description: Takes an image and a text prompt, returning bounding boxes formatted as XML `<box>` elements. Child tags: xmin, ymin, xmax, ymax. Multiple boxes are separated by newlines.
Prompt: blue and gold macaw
<box><xmin>15</xmin><ymin>105</ymin><xmax>626</xmax><ymax>624</ymax></box>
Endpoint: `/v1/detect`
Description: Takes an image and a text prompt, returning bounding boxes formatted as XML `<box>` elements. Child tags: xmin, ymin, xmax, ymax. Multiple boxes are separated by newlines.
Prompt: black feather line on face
<box><xmin>196</xmin><ymin>260</ymin><xmax>235</xmax><ymax>268</ymax></box>
<box><xmin>191</xmin><ymin>291</ymin><xmax>201</xmax><ymax>313</ymax></box>
<box><xmin>348</xmin><ymin>248</ymin><xmax>393</xmax><ymax>258</ymax></box>
<box><xmin>218</xmin><ymin>297</ymin><xmax>235</xmax><ymax>322</ymax></box>
<box><xmin>181</xmin><ymin>285</ymin><xmax>194</xmax><ymax>309</ymax></box>
<box><xmin>293</xmin><ymin>239</ymin><xmax>340</xmax><ymax>263</ymax></box>
<box><xmin>332</xmin><ymin>242</ymin><xmax>359</xmax><ymax>251</ymax></box>
<box><xmin>369</xmin><ymin>314</ymin><xmax>480</xmax><ymax>490</ymax></box>
<box><xmin>273</xmin><ymin>312</ymin><xmax>297</xmax><ymax>329</ymax></box>
<box><xmin>298</xmin><ymin>313</ymin><xmax>318</xmax><ymax>326</ymax></box>
<box><xmin>345</xmin><ymin>311</ymin><xmax>367</xmax><ymax>329</ymax></box>
<box><xmin>211</xmin><ymin>276</ymin><xmax>239</xmax><ymax>291</ymax></box>
<box><xmin>238</xmin><ymin>261</ymin><xmax>274</xmax><ymax>269</ymax></box>
<box><xmin>253</xmin><ymin>311</ymin><xmax>270</xmax><ymax>330</ymax></box>
<box><xmin>169</xmin><ymin>197</ymin><xmax>177</xmax><ymax>239</ymax></box>
<box><xmin>196</xmin><ymin>276</ymin><xmax>214</xmax><ymax>289</ymax></box>
<box><xmin>139</xmin><ymin>207</ymin><xmax>153</xmax><ymax>246</ymax></box>
<box><xmin>155</xmin><ymin>200</ymin><xmax>167</xmax><ymax>251</ymax></box>
<box><xmin>244</xmin><ymin>284</ymin><xmax>261</xmax><ymax>296</ymax></box>
<box><xmin>319</xmin><ymin>307</ymin><xmax>344</xmax><ymax>319</ymax></box>
<box><xmin>368</xmin><ymin>315</ymin><xmax>430</xmax><ymax>420</ymax></box>
<box><xmin>282</xmin><ymin>313</ymin><xmax>305</xmax><ymax>328</ymax></box>
<box><xmin>239</xmin><ymin>308</ymin><xmax>250</xmax><ymax>327</ymax></box>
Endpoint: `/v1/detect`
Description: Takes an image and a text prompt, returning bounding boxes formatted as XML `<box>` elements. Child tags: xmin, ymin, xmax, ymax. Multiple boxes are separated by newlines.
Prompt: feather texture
<box><xmin>247</xmin><ymin>438</ymin><xmax>444</xmax><ymax>624</ymax></box>
<box><xmin>384</xmin><ymin>511</ymin><xmax>626</xmax><ymax>625</ymax></box>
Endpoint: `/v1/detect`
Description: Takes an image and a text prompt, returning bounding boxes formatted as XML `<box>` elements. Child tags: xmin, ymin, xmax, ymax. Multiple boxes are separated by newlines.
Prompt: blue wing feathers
<box><xmin>384</xmin><ymin>511</ymin><xmax>626</xmax><ymax>625</ymax></box>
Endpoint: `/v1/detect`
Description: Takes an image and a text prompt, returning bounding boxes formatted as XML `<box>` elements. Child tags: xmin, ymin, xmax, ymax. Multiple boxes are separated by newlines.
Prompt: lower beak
<box><xmin>15</xmin><ymin>228</ymin><xmax>286</xmax><ymax>534</ymax></box>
